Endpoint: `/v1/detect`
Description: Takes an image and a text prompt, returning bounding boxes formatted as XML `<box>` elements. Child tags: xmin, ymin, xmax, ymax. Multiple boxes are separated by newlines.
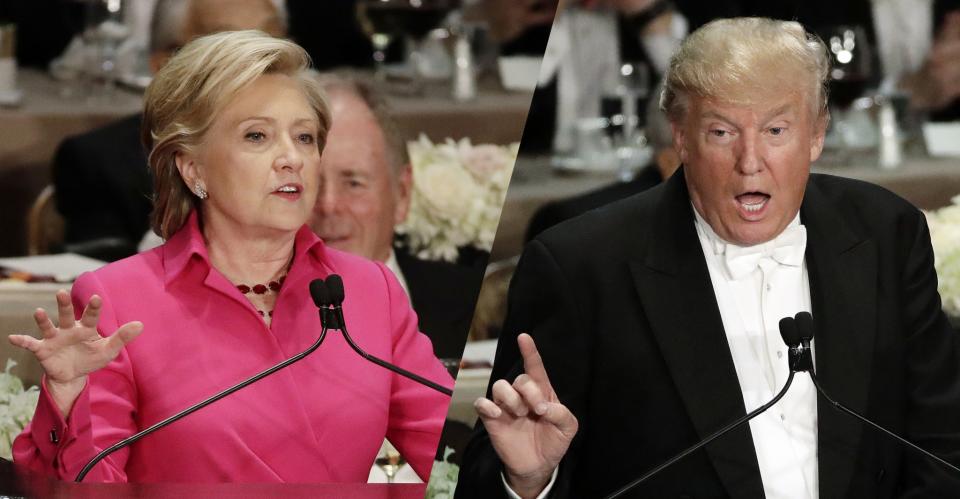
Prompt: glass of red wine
<box><xmin>817</xmin><ymin>25</ymin><xmax>875</xmax><ymax>157</ymax></box>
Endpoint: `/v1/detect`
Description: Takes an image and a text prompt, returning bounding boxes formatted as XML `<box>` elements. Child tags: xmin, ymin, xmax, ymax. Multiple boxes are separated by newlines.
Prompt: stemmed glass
<box><xmin>356</xmin><ymin>0</ymin><xmax>400</xmax><ymax>82</ymax></box>
<box><xmin>610</xmin><ymin>61</ymin><xmax>651</xmax><ymax>181</ymax></box>
<box><xmin>82</xmin><ymin>0</ymin><xmax>129</xmax><ymax>102</ymax></box>
<box><xmin>817</xmin><ymin>25</ymin><xmax>875</xmax><ymax>157</ymax></box>
<box><xmin>356</xmin><ymin>0</ymin><xmax>459</xmax><ymax>92</ymax></box>
<box><xmin>375</xmin><ymin>439</ymin><xmax>406</xmax><ymax>483</ymax></box>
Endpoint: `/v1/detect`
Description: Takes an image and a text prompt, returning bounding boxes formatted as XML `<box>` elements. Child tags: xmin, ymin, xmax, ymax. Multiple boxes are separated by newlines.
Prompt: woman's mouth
<box><xmin>272</xmin><ymin>183</ymin><xmax>302</xmax><ymax>200</ymax></box>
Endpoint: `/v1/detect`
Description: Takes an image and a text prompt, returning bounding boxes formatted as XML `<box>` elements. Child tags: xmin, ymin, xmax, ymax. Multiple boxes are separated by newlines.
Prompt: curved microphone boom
<box><xmin>75</xmin><ymin>297</ymin><xmax>332</xmax><ymax>482</ymax></box>
<box><xmin>794</xmin><ymin>312</ymin><xmax>960</xmax><ymax>476</ymax></box>
<box><xmin>604</xmin><ymin>318</ymin><xmax>802</xmax><ymax>499</ymax></box>
<box><xmin>310</xmin><ymin>276</ymin><xmax>453</xmax><ymax>397</ymax></box>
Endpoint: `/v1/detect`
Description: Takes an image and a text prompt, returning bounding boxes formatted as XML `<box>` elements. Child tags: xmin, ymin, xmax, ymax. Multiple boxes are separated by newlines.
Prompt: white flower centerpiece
<box><xmin>924</xmin><ymin>196</ymin><xmax>960</xmax><ymax>317</ymax></box>
<box><xmin>425</xmin><ymin>447</ymin><xmax>459</xmax><ymax>499</ymax></box>
<box><xmin>0</xmin><ymin>360</ymin><xmax>40</xmax><ymax>460</ymax></box>
<box><xmin>397</xmin><ymin>135</ymin><xmax>518</xmax><ymax>262</ymax></box>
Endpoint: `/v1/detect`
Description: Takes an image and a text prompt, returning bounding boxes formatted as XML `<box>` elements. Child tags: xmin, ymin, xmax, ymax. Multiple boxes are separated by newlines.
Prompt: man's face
<box><xmin>672</xmin><ymin>92</ymin><xmax>826</xmax><ymax>246</ymax></box>
<box><xmin>309</xmin><ymin>91</ymin><xmax>412</xmax><ymax>262</ymax></box>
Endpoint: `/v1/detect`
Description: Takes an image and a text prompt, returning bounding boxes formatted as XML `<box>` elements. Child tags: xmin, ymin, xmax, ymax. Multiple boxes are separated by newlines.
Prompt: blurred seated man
<box><xmin>525</xmin><ymin>80</ymin><xmax>679</xmax><ymax>241</ymax></box>
<box><xmin>309</xmin><ymin>74</ymin><xmax>485</xmax><ymax>361</ymax></box>
<box><xmin>53</xmin><ymin>0</ymin><xmax>285</xmax><ymax>261</ymax></box>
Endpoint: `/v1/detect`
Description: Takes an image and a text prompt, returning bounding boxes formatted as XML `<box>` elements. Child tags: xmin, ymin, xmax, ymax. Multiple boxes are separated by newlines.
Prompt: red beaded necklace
<box><xmin>236</xmin><ymin>275</ymin><xmax>287</xmax><ymax>319</ymax></box>
<box><xmin>236</xmin><ymin>275</ymin><xmax>286</xmax><ymax>295</ymax></box>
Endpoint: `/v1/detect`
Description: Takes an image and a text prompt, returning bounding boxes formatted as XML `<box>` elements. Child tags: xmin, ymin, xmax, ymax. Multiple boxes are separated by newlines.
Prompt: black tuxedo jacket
<box><xmin>457</xmin><ymin>169</ymin><xmax>960</xmax><ymax>498</ymax></box>
<box><xmin>395</xmin><ymin>248</ymin><xmax>486</xmax><ymax>360</ymax></box>
<box><xmin>53</xmin><ymin>114</ymin><xmax>152</xmax><ymax>261</ymax></box>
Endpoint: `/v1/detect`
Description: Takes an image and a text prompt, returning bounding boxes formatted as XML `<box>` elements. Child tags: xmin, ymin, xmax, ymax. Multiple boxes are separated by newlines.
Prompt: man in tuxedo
<box><xmin>53</xmin><ymin>0</ymin><xmax>285</xmax><ymax>261</ymax></box>
<box><xmin>308</xmin><ymin>75</ymin><xmax>484</xmax><ymax>361</ymax></box>
<box><xmin>458</xmin><ymin>17</ymin><xmax>960</xmax><ymax>498</ymax></box>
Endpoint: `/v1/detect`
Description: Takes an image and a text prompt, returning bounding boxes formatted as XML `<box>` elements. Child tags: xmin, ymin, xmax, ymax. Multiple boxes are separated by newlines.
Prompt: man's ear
<box><xmin>670</xmin><ymin>121</ymin><xmax>688</xmax><ymax>164</ymax></box>
<box><xmin>394</xmin><ymin>163</ymin><xmax>413</xmax><ymax>225</ymax></box>
<box><xmin>809</xmin><ymin>113</ymin><xmax>828</xmax><ymax>163</ymax></box>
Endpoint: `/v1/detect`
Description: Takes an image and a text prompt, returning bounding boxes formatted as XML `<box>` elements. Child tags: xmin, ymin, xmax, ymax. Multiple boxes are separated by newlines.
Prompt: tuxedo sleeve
<box><xmin>457</xmin><ymin>239</ymin><xmax>594</xmax><ymax>498</ymax></box>
<box><xmin>898</xmin><ymin>210</ymin><xmax>960</xmax><ymax>497</ymax></box>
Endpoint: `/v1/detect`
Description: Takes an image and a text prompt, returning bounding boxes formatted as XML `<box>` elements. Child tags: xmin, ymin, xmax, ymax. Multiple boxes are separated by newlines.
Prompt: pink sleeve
<box><xmin>376</xmin><ymin>263</ymin><xmax>455</xmax><ymax>481</ymax></box>
<box><xmin>12</xmin><ymin>271</ymin><xmax>138</xmax><ymax>482</ymax></box>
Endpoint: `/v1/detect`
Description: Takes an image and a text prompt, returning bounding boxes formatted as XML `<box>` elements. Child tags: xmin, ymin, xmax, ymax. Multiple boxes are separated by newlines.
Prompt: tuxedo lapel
<box><xmin>801</xmin><ymin>178</ymin><xmax>877</xmax><ymax>498</ymax></box>
<box><xmin>628</xmin><ymin>170</ymin><xmax>765</xmax><ymax>499</ymax></box>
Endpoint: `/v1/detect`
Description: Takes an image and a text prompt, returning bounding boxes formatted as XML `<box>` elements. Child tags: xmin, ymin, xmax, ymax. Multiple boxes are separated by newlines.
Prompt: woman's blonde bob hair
<box><xmin>660</xmin><ymin>17</ymin><xmax>830</xmax><ymax>123</ymax></box>
<box><xmin>143</xmin><ymin>30</ymin><xmax>330</xmax><ymax>239</ymax></box>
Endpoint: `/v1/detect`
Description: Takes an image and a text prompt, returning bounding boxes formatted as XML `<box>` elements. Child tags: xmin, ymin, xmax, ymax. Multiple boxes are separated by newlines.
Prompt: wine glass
<box><xmin>816</xmin><ymin>25</ymin><xmax>875</xmax><ymax>156</ymax></box>
<box><xmin>356</xmin><ymin>0</ymin><xmax>401</xmax><ymax>82</ymax></box>
<box><xmin>601</xmin><ymin>61</ymin><xmax>651</xmax><ymax>181</ymax></box>
<box><xmin>82</xmin><ymin>0</ymin><xmax>129</xmax><ymax>102</ymax></box>
<box><xmin>375</xmin><ymin>439</ymin><xmax>406</xmax><ymax>483</ymax></box>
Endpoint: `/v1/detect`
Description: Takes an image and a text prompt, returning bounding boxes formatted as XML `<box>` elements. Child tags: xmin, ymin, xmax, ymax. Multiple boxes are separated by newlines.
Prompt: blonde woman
<box><xmin>8</xmin><ymin>31</ymin><xmax>452</xmax><ymax>482</ymax></box>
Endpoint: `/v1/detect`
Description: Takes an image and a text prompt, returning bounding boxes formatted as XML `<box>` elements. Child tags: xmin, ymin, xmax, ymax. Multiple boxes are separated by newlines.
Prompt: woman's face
<box><xmin>179</xmin><ymin>73</ymin><xmax>322</xmax><ymax>237</ymax></box>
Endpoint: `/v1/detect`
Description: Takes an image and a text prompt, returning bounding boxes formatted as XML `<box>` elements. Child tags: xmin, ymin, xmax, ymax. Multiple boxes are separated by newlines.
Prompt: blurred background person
<box><xmin>52</xmin><ymin>0</ymin><xmax>286</xmax><ymax>262</ymax></box>
<box><xmin>9</xmin><ymin>30</ymin><xmax>451</xmax><ymax>482</ymax></box>
<box><xmin>309</xmin><ymin>74</ymin><xmax>486</xmax><ymax>362</ymax></box>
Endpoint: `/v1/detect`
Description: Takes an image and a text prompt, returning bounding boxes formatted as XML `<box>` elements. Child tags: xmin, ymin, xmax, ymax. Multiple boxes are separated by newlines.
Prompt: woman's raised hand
<box><xmin>7</xmin><ymin>290</ymin><xmax>143</xmax><ymax>418</ymax></box>
<box><xmin>474</xmin><ymin>333</ymin><xmax>578</xmax><ymax>499</ymax></box>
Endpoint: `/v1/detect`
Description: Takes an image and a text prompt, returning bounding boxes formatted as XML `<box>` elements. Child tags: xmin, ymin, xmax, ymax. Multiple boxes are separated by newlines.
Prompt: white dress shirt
<box><xmin>385</xmin><ymin>249</ymin><xmax>410</xmax><ymax>297</ymax></box>
<box><xmin>693</xmin><ymin>208</ymin><xmax>819</xmax><ymax>499</ymax></box>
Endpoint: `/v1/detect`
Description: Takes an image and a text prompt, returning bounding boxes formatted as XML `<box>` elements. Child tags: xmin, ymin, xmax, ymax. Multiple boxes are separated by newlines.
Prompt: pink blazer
<box><xmin>14</xmin><ymin>212</ymin><xmax>453</xmax><ymax>482</ymax></box>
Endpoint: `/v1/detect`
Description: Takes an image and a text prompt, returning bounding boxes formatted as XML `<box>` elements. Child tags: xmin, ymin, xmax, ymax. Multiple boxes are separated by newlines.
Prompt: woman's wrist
<box><xmin>45</xmin><ymin>376</ymin><xmax>87</xmax><ymax>419</ymax></box>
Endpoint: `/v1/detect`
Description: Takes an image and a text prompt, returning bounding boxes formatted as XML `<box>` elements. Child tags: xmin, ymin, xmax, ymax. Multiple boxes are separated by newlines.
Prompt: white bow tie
<box><xmin>720</xmin><ymin>225</ymin><xmax>807</xmax><ymax>280</ymax></box>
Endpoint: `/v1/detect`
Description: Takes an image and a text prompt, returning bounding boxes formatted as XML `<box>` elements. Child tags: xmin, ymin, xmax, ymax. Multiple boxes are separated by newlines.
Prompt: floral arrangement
<box><xmin>425</xmin><ymin>447</ymin><xmax>459</xmax><ymax>499</ymax></box>
<box><xmin>0</xmin><ymin>359</ymin><xmax>39</xmax><ymax>460</ymax></box>
<box><xmin>397</xmin><ymin>135</ymin><xmax>518</xmax><ymax>262</ymax></box>
<box><xmin>924</xmin><ymin>196</ymin><xmax>960</xmax><ymax>316</ymax></box>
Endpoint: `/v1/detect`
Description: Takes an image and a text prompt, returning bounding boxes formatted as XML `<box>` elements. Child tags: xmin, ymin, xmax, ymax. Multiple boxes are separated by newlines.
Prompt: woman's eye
<box><xmin>245</xmin><ymin>131</ymin><xmax>266</xmax><ymax>142</ymax></box>
<box><xmin>298</xmin><ymin>133</ymin><xmax>315</xmax><ymax>144</ymax></box>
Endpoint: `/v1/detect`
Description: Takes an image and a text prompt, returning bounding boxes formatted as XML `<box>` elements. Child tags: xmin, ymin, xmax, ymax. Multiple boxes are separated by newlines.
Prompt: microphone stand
<box><xmin>604</xmin><ymin>370</ymin><xmax>796</xmax><ymax>499</ymax></box>
<box><xmin>75</xmin><ymin>325</ymin><xmax>331</xmax><ymax>482</ymax></box>
<box><xmin>329</xmin><ymin>303</ymin><xmax>453</xmax><ymax>397</ymax></box>
<box><xmin>807</xmin><ymin>370</ymin><xmax>960</xmax><ymax>474</ymax></box>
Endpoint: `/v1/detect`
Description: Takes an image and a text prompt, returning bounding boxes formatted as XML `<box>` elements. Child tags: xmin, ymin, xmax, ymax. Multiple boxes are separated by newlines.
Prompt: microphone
<box><xmin>75</xmin><ymin>284</ymin><xmax>334</xmax><ymax>482</ymax></box>
<box><xmin>781</xmin><ymin>313</ymin><xmax>813</xmax><ymax>373</ymax></box>
<box><xmin>604</xmin><ymin>319</ymin><xmax>800</xmax><ymax>498</ymax></box>
<box><xmin>796</xmin><ymin>312</ymin><xmax>960</xmax><ymax>476</ymax></box>
<box><xmin>309</xmin><ymin>276</ymin><xmax>453</xmax><ymax>397</ymax></box>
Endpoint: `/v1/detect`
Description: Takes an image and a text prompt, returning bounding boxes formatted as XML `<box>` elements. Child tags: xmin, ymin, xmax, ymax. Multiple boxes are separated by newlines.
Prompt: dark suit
<box><xmin>395</xmin><ymin>247</ymin><xmax>485</xmax><ymax>361</ymax></box>
<box><xmin>457</xmin><ymin>169</ymin><xmax>960</xmax><ymax>498</ymax></box>
<box><xmin>53</xmin><ymin>114</ymin><xmax>152</xmax><ymax>262</ymax></box>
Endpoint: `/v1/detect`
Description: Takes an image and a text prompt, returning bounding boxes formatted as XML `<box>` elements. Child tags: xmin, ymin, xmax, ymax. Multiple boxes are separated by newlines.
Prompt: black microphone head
<box><xmin>309</xmin><ymin>279</ymin><xmax>330</xmax><ymax>308</ymax></box>
<box><xmin>779</xmin><ymin>317</ymin><xmax>800</xmax><ymax>347</ymax></box>
<box><xmin>794</xmin><ymin>312</ymin><xmax>815</xmax><ymax>342</ymax></box>
<box><xmin>326</xmin><ymin>274</ymin><xmax>345</xmax><ymax>305</ymax></box>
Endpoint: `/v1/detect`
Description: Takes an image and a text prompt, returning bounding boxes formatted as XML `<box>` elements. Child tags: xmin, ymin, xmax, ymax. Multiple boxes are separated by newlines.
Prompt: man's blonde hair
<box><xmin>660</xmin><ymin>17</ymin><xmax>830</xmax><ymax>123</ymax></box>
<box><xmin>142</xmin><ymin>30</ymin><xmax>330</xmax><ymax>238</ymax></box>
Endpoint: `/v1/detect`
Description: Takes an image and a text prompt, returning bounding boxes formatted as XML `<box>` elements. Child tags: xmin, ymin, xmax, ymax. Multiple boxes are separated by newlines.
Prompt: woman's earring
<box><xmin>194</xmin><ymin>181</ymin><xmax>208</xmax><ymax>200</ymax></box>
